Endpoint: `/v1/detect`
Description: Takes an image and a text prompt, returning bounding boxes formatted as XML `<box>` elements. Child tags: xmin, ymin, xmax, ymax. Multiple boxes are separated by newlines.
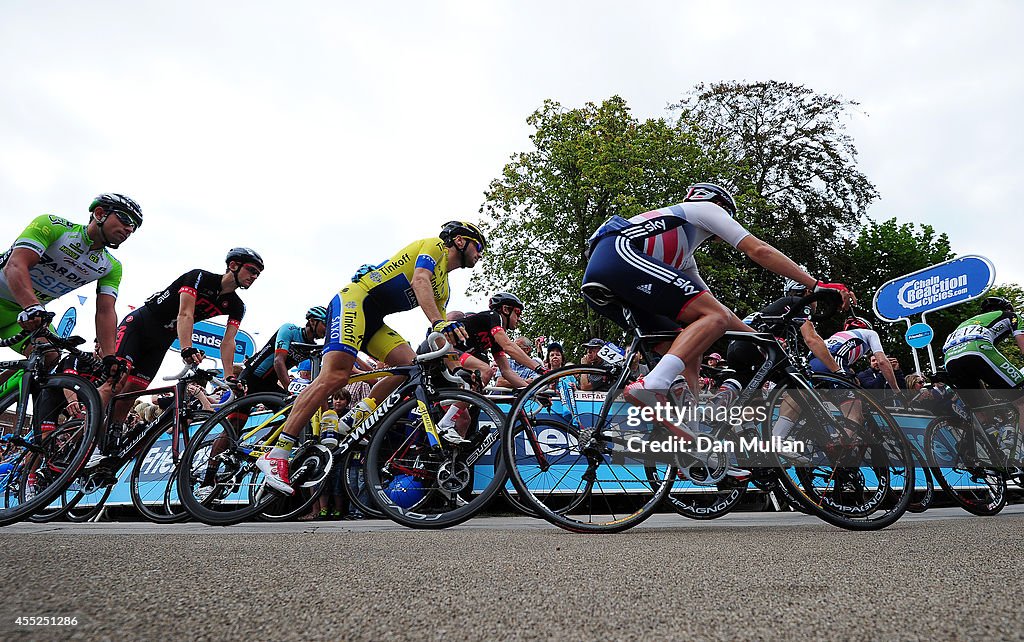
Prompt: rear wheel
<box><xmin>366</xmin><ymin>389</ymin><xmax>508</xmax><ymax>529</ymax></box>
<box><xmin>130</xmin><ymin>412</ymin><xmax>212</xmax><ymax>524</ymax></box>
<box><xmin>341</xmin><ymin>445</ymin><xmax>383</xmax><ymax>519</ymax></box>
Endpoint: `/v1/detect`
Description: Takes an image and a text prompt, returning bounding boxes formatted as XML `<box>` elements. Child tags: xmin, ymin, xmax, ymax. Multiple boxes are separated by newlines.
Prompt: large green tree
<box><xmin>671</xmin><ymin>81</ymin><xmax>879</xmax><ymax>315</ymax></box>
<box><xmin>472</xmin><ymin>96</ymin><xmax>731</xmax><ymax>353</ymax></box>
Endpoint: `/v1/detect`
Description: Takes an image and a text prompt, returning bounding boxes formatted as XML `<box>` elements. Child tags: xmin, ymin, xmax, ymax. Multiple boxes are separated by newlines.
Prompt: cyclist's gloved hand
<box><xmin>17</xmin><ymin>304</ymin><xmax>48</xmax><ymax>330</ymax></box>
<box><xmin>432</xmin><ymin>319</ymin><xmax>467</xmax><ymax>342</ymax></box>
<box><xmin>101</xmin><ymin>355</ymin><xmax>129</xmax><ymax>380</ymax></box>
<box><xmin>180</xmin><ymin>346</ymin><xmax>203</xmax><ymax>365</ymax></box>
<box><xmin>351</xmin><ymin>264</ymin><xmax>376</xmax><ymax>282</ymax></box>
<box><xmin>814</xmin><ymin>281</ymin><xmax>857</xmax><ymax>308</ymax></box>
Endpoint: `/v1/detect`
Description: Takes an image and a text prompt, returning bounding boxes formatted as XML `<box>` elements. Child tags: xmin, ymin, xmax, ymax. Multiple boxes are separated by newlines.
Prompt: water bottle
<box><xmin>320</xmin><ymin>410</ymin><xmax>340</xmax><ymax>448</ymax></box>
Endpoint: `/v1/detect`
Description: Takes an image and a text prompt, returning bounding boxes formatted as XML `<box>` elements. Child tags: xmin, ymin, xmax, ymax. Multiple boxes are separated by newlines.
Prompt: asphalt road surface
<box><xmin>1</xmin><ymin>506</ymin><xmax>1022</xmax><ymax>641</ymax></box>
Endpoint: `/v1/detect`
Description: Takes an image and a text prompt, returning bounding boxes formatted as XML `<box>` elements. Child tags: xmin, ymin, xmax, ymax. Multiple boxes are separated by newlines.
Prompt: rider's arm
<box><xmin>220</xmin><ymin>322</ymin><xmax>239</xmax><ymax>373</ymax></box>
<box><xmin>873</xmin><ymin>351</ymin><xmax>902</xmax><ymax>391</ymax></box>
<box><xmin>411</xmin><ymin>267</ymin><xmax>445</xmax><ymax>325</ymax></box>
<box><xmin>94</xmin><ymin>293</ymin><xmax>118</xmax><ymax>357</ymax></box>
<box><xmin>176</xmin><ymin>291</ymin><xmax>198</xmax><ymax>352</ymax></box>
<box><xmin>736</xmin><ymin>236</ymin><xmax>817</xmax><ymax>289</ymax></box>
<box><xmin>494</xmin><ymin>352</ymin><xmax>529</xmax><ymax>388</ymax></box>
<box><xmin>2</xmin><ymin>248</ymin><xmax>44</xmax><ymax>309</ymax></box>
<box><xmin>492</xmin><ymin>328</ymin><xmax>543</xmax><ymax>372</ymax></box>
<box><xmin>801</xmin><ymin>320</ymin><xmax>842</xmax><ymax>372</ymax></box>
<box><xmin>272</xmin><ymin>351</ymin><xmax>291</xmax><ymax>388</ymax></box>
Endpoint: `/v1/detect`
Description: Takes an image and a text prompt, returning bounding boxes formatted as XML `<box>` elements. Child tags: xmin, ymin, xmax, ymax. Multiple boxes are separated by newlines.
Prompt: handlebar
<box><xmin>415</xmin><ymin>332</ymin><xmax>452</xmax><ymax>363</ymax></box>
<box><xmin>163</xmin><ymin>365</ymin><xmax>230</xmax><ymax>390</ymax></box>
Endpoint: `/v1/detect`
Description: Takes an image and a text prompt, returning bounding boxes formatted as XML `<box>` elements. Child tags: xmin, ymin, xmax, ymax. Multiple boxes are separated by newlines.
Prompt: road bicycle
<box><xmin>501</xmin><ymin>286</ymin><xmax>916</xmax><ymax>533</ymax></box>
<box><xmin>37</xmin><ymin>365</ymin><xmax>231</xmax><ymax>523</ymax></box>
<box><xmin>177</xmin><ymin>334</ymin><xmax>509</xmax><ymax>528</ymax></box>
<box><xmin>923</xmin><ymin>384</ymin><xmax>1024</xmax><ymax>516</ymax></box>
<box><xmin>0</xmin><ymin>318</ymin><xmax>104</xmax><ymax>526</ymax></box>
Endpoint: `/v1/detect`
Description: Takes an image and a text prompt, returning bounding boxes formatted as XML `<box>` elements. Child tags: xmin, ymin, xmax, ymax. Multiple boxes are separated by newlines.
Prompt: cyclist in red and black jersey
<box><xmin>427</xmin><ymin>292</ymin><xmax>545</xmax><ymax>442</ymax></box>
<box><xmin>90</xmin><ymin>247</ymin><xmax>263</xmax><ymax>468</ymax></box>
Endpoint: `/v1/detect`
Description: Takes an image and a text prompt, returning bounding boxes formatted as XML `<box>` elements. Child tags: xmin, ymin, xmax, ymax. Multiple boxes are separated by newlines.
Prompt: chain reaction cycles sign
<box><xmin>873</xmin><ymin>255</ymin><xmax>995</xmax><ymax>322</ymax></box>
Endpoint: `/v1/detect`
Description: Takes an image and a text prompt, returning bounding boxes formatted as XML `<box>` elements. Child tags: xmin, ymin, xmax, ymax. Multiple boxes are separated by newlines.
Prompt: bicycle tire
<box><xmin>501</xmin><ymin>366</ymin><xmax>675</xmax><ymax>533</ymax></box>
<box><xmin>924</xmin><ymin>416</ymin><xmax>1006</xmax><ymax>516</ymax></box>
<box><xmin>176</xmin><ymin>392</ymin><xmax>292</xmax><ymax>525</ymax></box>
<box><xmin>366</xmin><ymin>389</ymin><xmax>508</xmax><ymax>529</ymax></box>
<box><xmin>906</xmin><ymin>442</ymin><xmax>934</xmax><ymax>513</ymax></box>
<box><xmin>130</xmin><ymin>411</ymin><xmax>212</xmax><ymax>524</ymax></box>
<box><xmin>340</xmin><ymin>445</ymin><xmax>384</xmax><ymax>519</ymax></box>
<box><xmin>0</xmin><ymin>375</ymin><xmax>102</xmax><ymax>527</ymax></box>
<box><xmin>27</xmin><ymin>421</ymin><xmax>100</xmax><ymax>523</ymax></box>
<box><xmin>765</xmin><ymin>374</ymin><xmax>914</xmax><ymax>531</ymax></box>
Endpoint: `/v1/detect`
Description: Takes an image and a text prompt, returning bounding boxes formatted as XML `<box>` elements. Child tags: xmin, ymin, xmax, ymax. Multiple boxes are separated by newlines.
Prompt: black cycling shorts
<box><xmin>114</xmin><ymin>308</ymin><xmax>176</xmax><ymax>384</ymax></box>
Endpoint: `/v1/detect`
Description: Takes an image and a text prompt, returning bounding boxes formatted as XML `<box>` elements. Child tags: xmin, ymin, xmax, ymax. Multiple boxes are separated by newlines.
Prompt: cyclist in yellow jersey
<box><xmin>257</xmin><ymin>221</ymin><xmax>486</xmax><ymax>494</ymax></box>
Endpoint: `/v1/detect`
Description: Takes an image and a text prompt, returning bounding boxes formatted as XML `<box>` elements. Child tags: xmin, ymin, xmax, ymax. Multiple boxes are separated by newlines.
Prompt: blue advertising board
<box><xmin>170</xmin><ymin>320</ymin><xmax>256</xmax><ymax>363</ymax></box>
<box><xmin>905</xmin><ymin>323</ymin><xmax>934</xmax><ymax>349</ymax></box>
<box><xmin>873</xmin><ymin>256</ymin><xmax>995</xmax><ymax>322</ymax></box>
<box><xmin>56</xmin><ymin>307</ymin><xmax>77</xmax><ymax>339</ymax></box>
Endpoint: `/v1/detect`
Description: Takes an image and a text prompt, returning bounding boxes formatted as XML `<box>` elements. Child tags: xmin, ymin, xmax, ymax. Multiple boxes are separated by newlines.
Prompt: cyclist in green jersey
<box><xmin>942</xmin><ymin>296</ymin><xmax>1024</xmax><ymax>433</ymax></box>
<box><xmin>0</xmin><ymin>193</ymin><xmax>141</xmax><ymax>370</ymax></box>
<box><xmin>256</xmin><ymin>220</ymin><xmax>485</xmax><ymax>495</ymax></box>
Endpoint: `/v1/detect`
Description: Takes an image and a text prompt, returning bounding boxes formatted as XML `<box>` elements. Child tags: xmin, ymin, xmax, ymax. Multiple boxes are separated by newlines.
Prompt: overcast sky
<box><xmin>2</xmin><ymin>2</ymin><xmax>1021</xmax><ymax>375</ymax></box>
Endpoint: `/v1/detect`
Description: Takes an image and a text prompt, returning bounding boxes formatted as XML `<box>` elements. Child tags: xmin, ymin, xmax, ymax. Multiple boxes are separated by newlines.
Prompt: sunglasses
<box><xmin>243</xmin><ymin>264</ymin><xmax>262</xmax><ymax>277</ymax></box>
<box><xmin>113</xmin><ymin>211</ymin><xmax>141</xmax><ymax>230</ymax></box>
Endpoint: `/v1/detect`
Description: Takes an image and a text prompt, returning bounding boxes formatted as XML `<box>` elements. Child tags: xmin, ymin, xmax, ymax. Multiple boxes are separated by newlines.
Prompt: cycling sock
<box><xmin>268</xmin><ymin>432</ymin><xmax>299</xmax><ymax>459</ymax></box>
<box><xmin>644</xmin><ymin>355</ymin><xmax>685</xmax><ymax>390</ymax></box>
<box><xmin>772</xmin><ymin>416</ymin><xmax>796</xmax><ymax>439</ymax></box>
<box><xmin>438</xmin><ymin>404</ymin><xmax>462</xmax><ymax>429</ymax></box>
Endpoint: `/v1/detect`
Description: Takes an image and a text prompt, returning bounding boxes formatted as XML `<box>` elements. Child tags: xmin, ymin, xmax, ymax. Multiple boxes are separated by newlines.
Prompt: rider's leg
<box><xmin>277</xmin><ymin>350</ymin><xmax>356</xmax><ymax>443</ymax></box>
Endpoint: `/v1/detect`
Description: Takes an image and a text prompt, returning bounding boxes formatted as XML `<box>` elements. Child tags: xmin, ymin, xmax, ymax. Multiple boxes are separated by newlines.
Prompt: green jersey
<box><xmin>0</xmin><ymin>214</ymin><xmax>122</xmax><ymax>305</ymax></box>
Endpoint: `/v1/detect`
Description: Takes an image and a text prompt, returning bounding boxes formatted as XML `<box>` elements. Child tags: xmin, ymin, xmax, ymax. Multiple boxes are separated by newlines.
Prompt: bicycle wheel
<box><xmin>27</xmin><ymin>420</ymin><xmax>101</xmax><ymax>523</ymax></box>
<box><xmin>0</xmin><ymin>375</ymin><xmax>101</xmax><ymax>527</ymax></box>
<box><xmin>129</xmin><ymin>411</ymin><xmax>212</xmax><ymax>524</ymax></box>
<box><xmin>764</xmin><ymin>375</ymin><xmax>914</xmax><ymax>530</ymax></box>
<box><xmin>502</xmin><ymin>366</ymin><xmax>675</xmax><ymax>533</ymax></box>
<box><xmin>365</xmin><ymin>389</ymin><xmax>508</xmax><ymax>529</ymax></box>
<box><xmin>654</xmin><ymin>420</ymin><xmax>748</xmax><ymax>520</ymax></box>
<box><xmin>340</xmin><ymin>444</ymin><xmax>384</xmax><ymax>519</ymax></box>
<box><xmin>255</xmin><ymin>444</ymin><xmax>332</xmax><ymax>522</ymax></box>
<box><xmin>906</xmin><ymin>442</ymin><xmax>934</xmax><ymax>514</ymax></box>
<box><xmin>176</xmin><ymin>392</ymin><xmax>292</xmax><ymax>525</ymax></box>
<box><xmin>924</xmin><ymin>416</ymin><xmax>1006</xmax><ymax>516</ymax></box>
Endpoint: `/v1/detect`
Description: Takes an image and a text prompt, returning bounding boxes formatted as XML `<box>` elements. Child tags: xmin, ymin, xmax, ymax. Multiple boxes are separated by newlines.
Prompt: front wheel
<box><xmin>501</xmin><ymin>366</ymin><xmax>676</xmax><ymax>533</ymax></box>
<box><xmin>1</xmin><ymin>375</ymin><xmax>102</xmax><ymax>527</ymax></box>
<box><xmin>365</xmin><ymin>389</ymin><xmax>507</xmax><ymax>529</ymax></box>
<box><xmin>924</xmin><ymin>417</ymin><xmax>1006</xmax><ymax>516</ymax></box>
<box><xmin>130</xmin><ymin>412</ymin><xmax>212</xmax><ymax>524</ymax></box>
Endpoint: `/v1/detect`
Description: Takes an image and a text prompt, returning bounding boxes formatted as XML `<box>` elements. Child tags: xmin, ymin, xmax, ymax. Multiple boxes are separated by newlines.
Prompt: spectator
<box><xmin>857</xmin><ymin>355</ymin><xmax>906</xmax><ymax>390</ymax></box>
<box><xmin>303</xmin><ymin>390</ymin><xmax>353</xmax><ymax>520</ymax></box>
<box><xmin>579</xmin><ymin>338</ymin><xmax>613</xmax><ymax>392</ymax></box>
<box><xmin>545</xmin><ymin>341</ymin><xmax>566</xmax><ymax>370</ymax></box>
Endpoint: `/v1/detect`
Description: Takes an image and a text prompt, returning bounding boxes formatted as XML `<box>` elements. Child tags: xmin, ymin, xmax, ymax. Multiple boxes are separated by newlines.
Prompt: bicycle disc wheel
<box><xmin>176</xmin><ymin>393</ymin><xmax>291</xmax><ymax>525</ymax></box>
<box><xmin>130</xmin><ymin>411</ymin><xmax>212</xmax><ymax>524</ymax></box>
<box><xmin>341</xmin><ymin>444</ymin><xmax>383</xmax><ymax>519</ymax></box>
<box><xmin>765</xmin><ymin>375</ymin><xmax>914</xmax><ymax>531</ymax></box>
<box><xmin>924</xmin><ymin>417</ymin><xmax>1006</xmax><ymax>516</ymax></box>
<box><xmin>365</xmin><ymin>389</ymin><xmax>508</xmax><ymax>529</ymax></box>
<box><xmin>0</xmin><ymin>376</ymin><xmax>101</xmax><ymax>527</ymax></box>
<box><xmin>502</xmin><ymin>366</ymin><xmax>675</xmax><ymax>533</ymax></box>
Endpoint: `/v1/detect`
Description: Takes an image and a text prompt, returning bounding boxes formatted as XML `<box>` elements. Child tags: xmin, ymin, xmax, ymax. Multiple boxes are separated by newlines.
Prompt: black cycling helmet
<box><xmin>981</xmin><ymin>296</ymin><xmax>1014</xmax><ymax>314</ymax></box>
<box><xmin>488</xmin><ymin>292</ymin><xmax>524</xmax><ymax>312</ymax></box>
<box><xmin>844</xmin><ymin>316</ymin><xmax>873</xmax><ymax>331</ymax></box>
<box><xmin>440</xmin><ymin>221</ymin><xmax>487</xmax><ymax>251</ymax></box>
<box><xmin>683</xmin><ymin>182</ymin><xmax>737</xmax><ymax>217</ymax></box>
<box><xmin>546</xmin><ymin>341</ymin><xmax>564</xmax><ymax>356</ymax></box>
<box><xmin>89</xmin><ymin>193</ymin><xmax>143</xmax><ymax>229</ymax></box>
<box><xmin>306</xmin><ymin>305</ymin><xmax>328</xmax><ymax>322</ymax></box>
<box><xmin>225</xmin><ymin>247</ymin><xmax>265</xmax><ymax>271</ymax></box>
